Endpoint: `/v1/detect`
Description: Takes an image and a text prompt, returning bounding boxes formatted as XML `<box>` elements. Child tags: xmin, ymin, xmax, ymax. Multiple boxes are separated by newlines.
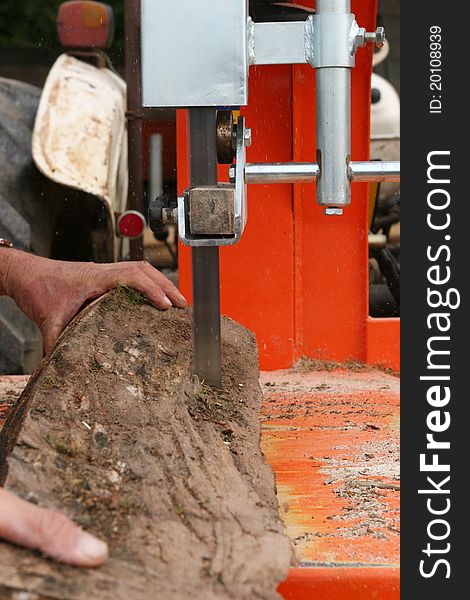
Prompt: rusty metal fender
<box><xmin>32</xmin><ymin>54</ymin><xmax>128</xmax><ymax>220</ymax></box>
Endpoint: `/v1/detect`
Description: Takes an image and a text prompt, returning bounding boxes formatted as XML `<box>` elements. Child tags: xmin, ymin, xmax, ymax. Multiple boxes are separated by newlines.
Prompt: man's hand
<box><xmin>0</xmin><ymin>249</ymin><xmax>188</xmax><ymax>353</ymax></box>
<box><xmin>0</xmin><ymin>250</ymin><xmax>186</xmax><ymax>565</ymax></box>
<box><xmin>0</xmin><ymin>488</ymin><xmax>108</xmax><ymax>566</ymax></box>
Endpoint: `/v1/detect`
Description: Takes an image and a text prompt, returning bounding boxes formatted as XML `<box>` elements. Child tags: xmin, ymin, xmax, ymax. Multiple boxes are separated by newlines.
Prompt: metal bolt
<box><xmin>163</xmin><ymin>207</ymin><xmax>178</xmax><ymax>225</ymax></box>
<box><xmin>244</xmin><ymin>128</ymin><xmax>252</xmax><ymax>147</ymax></box>
<box><xmin>365</xmin><ymin>27</ymin><xmax>385</xmax><ymax>48</ymax></box>
<box><xmin>324</xmin><ymin>207</ymin><xmax>344</xmax><ymax>216</ymax></box>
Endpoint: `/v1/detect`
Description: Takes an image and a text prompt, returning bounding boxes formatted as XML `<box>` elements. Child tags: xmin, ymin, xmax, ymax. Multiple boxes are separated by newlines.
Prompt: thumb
<box><xmin>42</xmin><ymin>320</ymin><xmax>66</xmax><ymax>355</ymax></box>
<box><xmin>0</xmin><ymin>489</ymin><xmax>108</xmax><ymax>567</ymax></box>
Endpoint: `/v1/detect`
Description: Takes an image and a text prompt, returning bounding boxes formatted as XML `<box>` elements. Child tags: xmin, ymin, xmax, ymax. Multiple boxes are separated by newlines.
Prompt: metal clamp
<box><xmin>178</xmin><ymin>151</ymin><xmax>401</xmax><ymax>242</ymax></box>
<box><xmin>178</xmin><ymin>116</ymin><xmax>248</xmax><ymax>247</ymax></box>
<box><xmin>245</xmin><ymin>1</ymin><xmax>391</xmax><ymax>214</ymax></box>
<box><xmin>310</xmin><ymin>12</ymin><xmax>356</xmax><ymax>68</ymax></box>
<box><xmin>247</xmin><ymin>13</ymin><xmax>382</xmax><ymax>70</ymax></box>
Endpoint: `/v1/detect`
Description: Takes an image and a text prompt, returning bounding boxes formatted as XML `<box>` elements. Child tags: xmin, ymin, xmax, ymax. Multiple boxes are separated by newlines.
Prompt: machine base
<box><xmin>260</xmin><ymin>368</ymin><xmax>400</xmax><ymax>599</ymax></box>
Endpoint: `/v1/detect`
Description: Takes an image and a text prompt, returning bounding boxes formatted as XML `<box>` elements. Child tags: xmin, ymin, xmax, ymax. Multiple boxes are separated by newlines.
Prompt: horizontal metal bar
<box><xmin>349</xmin><ymin>161</ymin><xmax>400</xmax><ymax>182</ymax></box>
<box><xmin>245</xmin><ymin>163</ymin><xmax>320</xmax><ymax>184</ymax></box>
<box><xmin>243</xmin><ymin>161</ymin><xmax>399</xmax><ymax>187</ymax></box>
<box><xmin>249</xmin><ymin>20</ymin><xmax>308</xmax><ymax>65</ymax></box>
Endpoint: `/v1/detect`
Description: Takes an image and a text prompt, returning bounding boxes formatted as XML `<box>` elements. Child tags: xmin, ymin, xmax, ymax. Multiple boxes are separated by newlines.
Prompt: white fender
<box><xmin>32</xmin><ymin>54</ymin><xmax>128</xmax><ymax>218</ymax></box>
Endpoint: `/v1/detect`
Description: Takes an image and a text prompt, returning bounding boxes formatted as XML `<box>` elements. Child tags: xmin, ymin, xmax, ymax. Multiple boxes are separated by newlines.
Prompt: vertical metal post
<box><xmin>149</xmin><ymin>133</ymin><xmax>163</xmax><ymax>202</ymax></box>
<box><xmin>189</xmin><ymin>108</ymin><xmax>222</xmax><ymax>387</ymax></box>
<box><xmin>316</xmin><ymin>68</ymin><xmax>351</xmax><ymax>208</ymax></box>
<box><xmin>125</xmin><ymin>0</ymin><xmax>144</xmax><ymax>260</ymax></box>
<box><xmin>315</xmin><ymin>0</ymin><xmax>352</xmax><ymax>210</ymax></box>
<box><xmin>316</xmin><ymin>0</ymin><xmax>350</xmax><ymax>12</ymax></box>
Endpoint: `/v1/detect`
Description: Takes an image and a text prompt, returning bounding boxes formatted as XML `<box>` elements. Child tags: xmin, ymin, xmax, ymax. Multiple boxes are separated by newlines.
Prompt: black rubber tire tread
<box><xmin>0</xmin><ymin>76</ymin><xmax>115</xmax><ymax>374</ymax></box>
<box><xmin>0</xmin><ymin>77</ymin><xmax>52</xmax><ymax>374</ymax></box>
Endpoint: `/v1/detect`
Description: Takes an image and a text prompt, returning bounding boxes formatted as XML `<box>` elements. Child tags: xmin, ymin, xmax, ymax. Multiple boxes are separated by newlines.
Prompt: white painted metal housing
<box><xmin>141</xmin><ymin>0</ymin><xmax>249</xmax><ymax>107</ymax></box>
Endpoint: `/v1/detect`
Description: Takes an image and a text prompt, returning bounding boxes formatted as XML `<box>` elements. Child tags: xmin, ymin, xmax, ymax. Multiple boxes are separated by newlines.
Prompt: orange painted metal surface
<box><xmin>278</xmin><ymin>567</ymin><xmax>399</xmax><ymax>600</ymax></box>
<box><xmin>176</xmin><ymin>0</ymin><xmax>400</xmax><ymax>372</ymax></box>
<box><xmin>177</xmin><ymin>65</ymin><xmax>297</xmax><ymax>369</ymax></box>
<box><xmin>291</xmin><ymin>0</ymin><xmax>373</xmax><ymax>366</ymax></box>
<box><xmin>259</xmin><ymin>368</ymin><xmax>399</xmax><ymax>598</ymax></box>
<box><xmin>367</xmin><ymin>318</ymin><xmax>400</xmax><ymax>372</ymax></box>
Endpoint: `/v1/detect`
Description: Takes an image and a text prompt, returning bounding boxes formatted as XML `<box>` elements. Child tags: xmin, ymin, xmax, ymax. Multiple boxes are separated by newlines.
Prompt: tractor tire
<box><xmin>1</xmin><ymin>77</ymin><xmax>116</xmax><ymax>374</ymax></box>
<box><xmin>0</xmin><ymin>77</ymin><xmax>61</xmax><ymax>374</ymax></box>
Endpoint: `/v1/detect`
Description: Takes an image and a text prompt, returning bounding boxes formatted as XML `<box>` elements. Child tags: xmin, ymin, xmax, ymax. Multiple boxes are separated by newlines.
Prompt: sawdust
<box><xmin>318</xmin><ymin>435</ymin><xmax>399</xmax><ymax>540</ymax></box>
<box><xmin>295</xmin><ymin>357</ymin><xmax>399</xmax><ymax>377</ymax></box>
<box><xmin>260</xmin><ymin>368</ymin><xmax>400</xmax><ymax>551</ymax></box>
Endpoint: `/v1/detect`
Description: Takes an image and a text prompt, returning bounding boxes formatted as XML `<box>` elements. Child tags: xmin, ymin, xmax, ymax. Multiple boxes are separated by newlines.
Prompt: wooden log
<box><xmin>0</xmin><ymin>289</ymin><xmax>293</xmax><ymax>599</ymax></box>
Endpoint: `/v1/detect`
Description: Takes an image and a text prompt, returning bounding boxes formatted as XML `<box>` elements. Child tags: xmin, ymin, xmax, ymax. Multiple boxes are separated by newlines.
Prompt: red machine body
<box><xmin>177</xmin><ymin>0</ymin><xmax>399</xmax><ymax>373</ymax></box>
<box><xmin>178</xmin><ymin>5</ymin><xmax>400</xmax><ymax>592</ymax></box>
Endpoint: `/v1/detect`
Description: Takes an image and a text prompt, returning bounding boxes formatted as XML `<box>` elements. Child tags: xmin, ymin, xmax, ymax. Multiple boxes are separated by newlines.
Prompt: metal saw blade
<box><xmin>189</xmin><ymin>108</ymin><xmax>222</xmax><ymax>387</ymax></box>
<box><xmin>192</xmin><ymin>246</ymin><xmax>221</xmax><ymax>387</ymax></box>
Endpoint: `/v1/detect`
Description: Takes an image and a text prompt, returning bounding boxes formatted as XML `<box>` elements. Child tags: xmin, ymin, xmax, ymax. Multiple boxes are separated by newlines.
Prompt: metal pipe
<box><xmin>124</xmin><ymin>0</ymin><xmax>144</xmax><ymax>260</ymax></box>
<box><xmin>189</xmin><ymin>108</ymin><xmax>222</xmax><ymax>388</ymax></box>
<box><xmin>315</xmin><ymin>0</ymin><xmax>351</xmax><ymax>209</ymax></box>
<box><xmin>317</xmin><ymin>0</ymin><xmax>350</xmax><ymax>13</ymax></box>
<box><xmin>149</xmin><ymin>133</ymin><xmax>163</xmax><ymax>201</ymax></box>
<box><xmin>245</xmin><ymin>163</ymin><xmax>320</xmax><ymax>184</ymax></box>
<box><xmin>316</xmin><ymin>67</ymin><xmax>351</xmax><ymax>207</ymax></box>
<box><xmin>349</xmin><ymin>161</ymin><xmax>400</xmax><ymax>182</ymax></box>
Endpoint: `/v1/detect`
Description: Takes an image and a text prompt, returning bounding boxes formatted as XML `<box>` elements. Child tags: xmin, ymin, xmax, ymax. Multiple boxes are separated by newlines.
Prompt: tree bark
<box><xmin>0</xmin><ymin>290</ymin><xmax>293</xmax><ymax>599</ymax></box>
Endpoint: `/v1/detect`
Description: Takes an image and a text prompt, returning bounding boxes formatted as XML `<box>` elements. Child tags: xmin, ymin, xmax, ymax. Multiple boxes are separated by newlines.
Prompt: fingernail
<box><xmin>178</xmin><ymin>292</ymin><xmax>188</xmax><ymax>303</ymax></box>
<box><xmin>77</xmin><ymin>531</ymin><xmax>108</xmax><ymax>562</ymax></box>
<box><xmin>164</xmin><ymin>295</ymin><xmax>172</xmax><ymax>307</ymax></box>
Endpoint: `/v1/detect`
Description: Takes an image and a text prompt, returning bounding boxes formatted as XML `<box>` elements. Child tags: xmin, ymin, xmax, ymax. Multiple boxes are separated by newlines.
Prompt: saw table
<box><xmin>0</xmin><ymin>367</ymin><xmax>400</xmax><ymax>599</ymax></box>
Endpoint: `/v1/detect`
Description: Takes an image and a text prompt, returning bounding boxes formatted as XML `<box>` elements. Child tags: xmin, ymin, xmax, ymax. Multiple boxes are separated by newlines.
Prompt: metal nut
<box><xmin>374</xmin><ymin>27</ymin><xmax>385</xmax><ymax>48</ymax></box>
<box><xmin>353</xmin><ymin>27</ymin><xmax>366</xmax><ymax>52</ymax></box>
<box><xmin>364</xmin><ymin>27</ymin><xmax>385</xmax><ymax>48</ymax></box>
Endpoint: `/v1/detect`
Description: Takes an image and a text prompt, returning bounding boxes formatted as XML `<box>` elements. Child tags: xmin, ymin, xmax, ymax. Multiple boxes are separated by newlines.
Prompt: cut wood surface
<box><xmin>0</xmin><ymin>290</ymin><xmax>293</xmax><ymax>599</ymax></box>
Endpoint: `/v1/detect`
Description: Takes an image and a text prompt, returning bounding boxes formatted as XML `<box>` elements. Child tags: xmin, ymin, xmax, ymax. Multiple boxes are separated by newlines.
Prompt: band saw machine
<box><xmin>145</xmin><ymin>0</ymin><xmax>400</xmax><ymax>386</ymax></box>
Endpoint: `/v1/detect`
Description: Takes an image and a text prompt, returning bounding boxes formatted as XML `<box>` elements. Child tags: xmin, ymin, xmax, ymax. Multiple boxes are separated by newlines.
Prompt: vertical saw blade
<box><xmin>189</xmin><ymin>108</ymin><xmax>222</xmax><ymax>387</ymax></box>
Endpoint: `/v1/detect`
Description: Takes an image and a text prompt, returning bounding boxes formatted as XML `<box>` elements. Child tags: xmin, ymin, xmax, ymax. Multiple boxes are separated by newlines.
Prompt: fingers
<box><xmin>102</xmin><ymin>262</ymin><xmax>188</xmax><ymax>310</ymax></box>
<box><xmin>42</xmin><ymin>321</ymin><xmax>65</xmax><ymax>354</ymax></box>
<box><xmin>122</xmin><ymin>269</ymin><xmax>175</xmax><ymax>309</ymax></box>
<box><xmin>137</xmin><ymin>262</ymin><xmax>188</xmax><ymax>309</ymax></box>
<box><xmin>41</xmin><ymin>261</ymin><xmax>188</xmax><ymax>355</ymax></box>
<box><xmin>0</xmin><ymin>489</ymin><xmax>108</xmax><ymax>567</ymax></box>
